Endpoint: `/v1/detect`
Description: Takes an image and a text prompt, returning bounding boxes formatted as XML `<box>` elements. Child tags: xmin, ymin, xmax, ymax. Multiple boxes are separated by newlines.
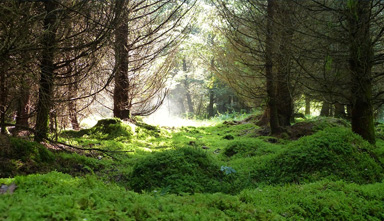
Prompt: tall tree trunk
<box><xmin>334</xmin><ymin>103</ymin><xmax>346</xmax><ymax>118</ymax></box>
<box><xmin>35</xmin><ymin>1</ymin><xmax>58</xmax><ymax>142</ymax></box>
<box><xmin>16</xmin><ymin>78</ymin><xmax>30</xmax><ymax>129</ymax></box>
<box><xmin>208</xmin><ymin>88</ymin><xmax>214</xmax><ymax>117</ymax></box>
<box><xmin>276</xmin><ymin>1</ymin><xmax>293</xmax><ymax>127</ymax></box>
<box><xmin>113</xmin><ymin>20</ymin><xmax>130</xmax><ymax>120</ymax></box>
<box><xmin>0</xmin><ymin>68</ymin><xmax>6</xmax><ymax>135</ymax></box>
<box><xmin>178</xmin><ymin>97</ymin><xmax>186</xmax><ymax>115</ymax></box>
<box><xmin>183</xmin><ymin>59</ymin><xmax>194</xmax><ymax>115</ymax></box>
<box><xmin>266</xmin><ymin>0</ymin><xmax>280</xmax><ymax>134</ymax></box>
<box><xmin>305</xmin><ymin>95</ymin><xmax>311</xmax><ymax>115</ymax></box>
<box><xmin>68</xmin><ymin>83</ymin><xmax>80</xmax><ymax>130</ymax></box>
<box><xmin>320</xmin><ymin>101</ymin><xmax>330</xmax><ymax>116</ymax></box>
<box><xmin>348</xmin><ymin>0</ymin><xmax>375</xmax><ymax>143</ymax></box>
<box><xmin>208</xmin><ymin>59</ymin><xmax>215</xmax><ymax>118</ymax></box>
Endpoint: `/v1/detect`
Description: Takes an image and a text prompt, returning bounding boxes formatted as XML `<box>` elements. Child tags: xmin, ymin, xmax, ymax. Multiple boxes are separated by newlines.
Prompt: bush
<box><xmin>256</xmin><ymin>127</ymin><xmax>384</xmax><ymax>184</ymax></box>
<box><xmin>129</xmin><ymin>147</ymin><xmax>230</xmax><ymax>194</ymax></box>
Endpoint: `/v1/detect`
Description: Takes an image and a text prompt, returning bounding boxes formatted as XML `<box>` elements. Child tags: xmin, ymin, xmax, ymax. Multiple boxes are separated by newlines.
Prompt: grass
<box><xmin>1</xmin><ymin>114</ymin><xmax>384</xmax><ymax>220</ymax></box>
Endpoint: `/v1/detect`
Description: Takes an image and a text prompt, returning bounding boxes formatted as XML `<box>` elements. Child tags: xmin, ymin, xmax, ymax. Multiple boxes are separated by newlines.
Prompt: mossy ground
<box><xmin>1</xmin><ymin>115</ymin><xmax>384</xmax><ymax>220</ymax></box>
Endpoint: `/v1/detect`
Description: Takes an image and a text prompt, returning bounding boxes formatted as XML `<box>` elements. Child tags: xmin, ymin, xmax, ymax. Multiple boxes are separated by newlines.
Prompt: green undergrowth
<box><xmin>61</xmin><ymin>118</ymin><xmax>133</xmax><ymax>141</ymax></box>
<box><xmin>2</xmin><ymin>114</ymin><xmax>384</xmax><ymax>219</ymax></box>
<box><xmin>129</xmin><ymin>147</ymin><xmax>238</xmax><ymax>194</ymax></box>
<box><xmin>0</xmin><ymin>172</ymin><xmax>383</xmax><ymax>220</ymax></box>
<box><xmin>253</xmin><ymin>127</ymin><xmax>384</xmax><ymax>184</ymax></box>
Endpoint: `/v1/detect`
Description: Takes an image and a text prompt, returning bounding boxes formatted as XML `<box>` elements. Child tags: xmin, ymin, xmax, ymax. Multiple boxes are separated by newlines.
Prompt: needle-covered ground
<box><xmin>1</xmin><ymin>114</ymin><xmax>384</xmax><ymax>220</ymax></box>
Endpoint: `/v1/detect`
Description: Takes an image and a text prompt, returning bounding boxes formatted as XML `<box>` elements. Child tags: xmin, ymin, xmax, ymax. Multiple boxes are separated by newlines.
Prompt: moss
<box><xmin>256</xmin><ymin>127</ymin><xmax>384</xmax><ymax>184</ymax></box>
<box><xmin>61</xmin><ymin>118</ymin><xmax>132</xmax><ymax>141</ymax></box>
<box><xmin>0</xmin><ymin>137</ymin><xmax>56</xmax><ymax>177</ymax></box>
<box><xmin>223</xmin><ymin>138</ymin><xmax>281</xmax><ymax>158</ymax></box>
<box><xmin>129</xmin><ymin>147</ymin><xmax>230</xmax><ymax>194</ymax></box>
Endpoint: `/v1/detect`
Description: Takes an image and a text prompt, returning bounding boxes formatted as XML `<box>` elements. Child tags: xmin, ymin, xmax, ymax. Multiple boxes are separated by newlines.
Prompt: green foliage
<box><xmin>256</xmin><ymin>127</ymin><xmax>384</xmax><ymax>184</ymax></box>
<box><xmin>129</xmin><ymin>147</ymin><xmax>231</xmax><ymax>194</ymax></box>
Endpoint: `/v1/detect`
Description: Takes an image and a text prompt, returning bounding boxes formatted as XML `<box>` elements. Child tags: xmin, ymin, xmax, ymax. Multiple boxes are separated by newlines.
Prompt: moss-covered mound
<box><xmin>256</xmin><ymin>127</ymin><xmax>384</xmax><ymax>184</ymax></box>
<box><xmin>61</xmin><ymin>118</ymin><xmax>132</xmax><ymax>140</ymax></box>
<box><xmin>129</xmin><ymin>147</ymin><xmax>228</xmax><ymax>194</ymax></box>
<box><xmin>223</xmin><ymin>139</ymin><xmax>281</xmax><ymax>158</ymax></box>
<box><xmin>0</xmin><ymin>136</ymin><xmax>55</xmax><ymax>177</ymax></box>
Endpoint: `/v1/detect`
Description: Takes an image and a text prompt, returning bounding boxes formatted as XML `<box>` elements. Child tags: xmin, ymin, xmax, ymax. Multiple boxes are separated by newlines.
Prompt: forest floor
<box><xmin>1</xmin><ymin>113</ymin><xmax>384</xmax><ymax>220</ymax></box>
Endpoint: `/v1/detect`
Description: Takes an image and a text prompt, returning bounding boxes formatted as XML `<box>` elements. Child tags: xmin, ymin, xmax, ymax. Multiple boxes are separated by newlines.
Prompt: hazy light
<box><xmin>144</xmin><ymin>99</ymin><xmax>213</xmax><ymax>128</ymax></box>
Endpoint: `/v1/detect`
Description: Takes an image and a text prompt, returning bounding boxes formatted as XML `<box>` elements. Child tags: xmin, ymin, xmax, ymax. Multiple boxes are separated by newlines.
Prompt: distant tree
<box><xmin>213</xmin><ymin>0</ymin><xmax>298</xmax><ymax>134</ymax></box>
<box><xmin>112</xmin><ymin>0</ymin><xmax>194</xmax><ymax>120</ymax></box>
<box><xmin>33</xmin><ymin>1</ymin><xmax>123</xmax><ymax>141</ymax></box>
<box><xmin>292</xmin><ymin>0</ymin><xmax>384</xmax><ymax>143</ymax></box>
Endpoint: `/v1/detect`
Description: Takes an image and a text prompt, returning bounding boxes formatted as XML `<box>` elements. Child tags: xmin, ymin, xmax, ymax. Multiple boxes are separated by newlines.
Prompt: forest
<box><xmin>1</xmin><ymin>0</ymin><xmax>384</xmax><ymax>220</ymax></box>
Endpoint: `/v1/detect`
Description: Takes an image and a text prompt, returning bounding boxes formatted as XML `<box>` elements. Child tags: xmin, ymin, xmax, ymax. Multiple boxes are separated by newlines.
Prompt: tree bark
<box><xmin>208</xmin><ymin>59</ymin><xmax>215</xmax><ymax>118</ymax></box>
<box><xmin>113</xmin><ymin>20</ymin><xmax>131</xmax><ymax>120</ymax></box>
<box><xmin>334</xmin><ymin>103</ymin><xmax>346</xmax><ymax>118</ymax></box>
<box><xmin>305</xmin><ymin>95</ymin><xmax>311</xmax><ymax>115</ymax></box>
<box><xmin>0</xmin><ymin>68</ymin><xmax>6</xmax><ymax>135</ymax></box>
<box><xmin>266</xmin><ymin>0</ymin><xmax>280</xmax><ymax>134</ymax></box>
<box><xmin>208</xmin><ymin>88</ymin><xmax>214</xmax><ymax>117</ymax></box>
<box><xmin>35</xmin><ymin>1</ymin><xmax>58</xmax><ymax>142</ymax></box>
<box><xmin>16</xmin><ymin>78</ymin><xmax>30</xmax><ymax>129</ymax></box>
<box><xmin>183</xmin><ymin>59</ymin><xmax>194</xmax><ymax>115</ymax></box>
<box><xmin>348</xmin><ymin>0</ymin><xmax>375</xmax><ymax>143</ymax></box>
<box><xmin>276</xmin><ymin>1</ymin><xmax>293</xmax><ymax>127</ymax></box>
<box><xmin>320</xmin><ymin>101</ymin><xmax>330</xmax><ymax>117</ymax></box>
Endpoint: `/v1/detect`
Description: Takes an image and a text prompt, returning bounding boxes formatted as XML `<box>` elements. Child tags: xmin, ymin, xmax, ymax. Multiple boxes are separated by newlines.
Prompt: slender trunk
<box><xmin>16</xmin><ymin>79</ymin><xmax>30</xmax><ymax>129</ymax></box>
<box><xmin>208</xmin><ymin>88</ymin><xmax>214</xmax><ymax>117</ymax></box>
<box><xmin>305</xmin><ymin>95</ymin><xmax>311</xmax><ymax>115</ymax></box>
<box><xmin>183</xmin><ymin>59</ymin><xmax>194</xmax><ymax>115</ymax></box>
<box><xmin>208</xmin><ymin>59</ymin><xmax>215</xmax><ymax>118</ymax></box>
<box><xmin>68</xmin><ymin>95</ymin><xmax>80</xmax><ymax>130</ymax></box>
<box><xmin>68</xmin><ymin>67</ymin><xmax>80</xmax><ymax>130</ymax></box>
<box><xmin>348</xmin><ymin>0</ymin><xmax>375</xmax><ymax>143</ymax></box>
<box><xmin>113</xmin><ymin>20</ymin><xmax>130</xmax><ymax>120</ymax></box>
<box><xmin>266</xmin><ymin>0</ymin><xmax>280</xmax><ymax>134</ymax></box>
<box><xmin>196</xmin><ymin>96</ymin><xmax>203</xmax><ymax>116</ymax></box>
<box><xmin>35</xmin><ymin>1</ymin><xmax>58</xmax><ymax>142</ymax></box>
<box><xmin>178</xmin><ymin>97</ymin><xmax>186</xmax><ymax>115</ymax></box>
<box><xmin>0</xmin><ymin>69</ymin><xmax>6</xmax><ymax>135</ymax></box>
